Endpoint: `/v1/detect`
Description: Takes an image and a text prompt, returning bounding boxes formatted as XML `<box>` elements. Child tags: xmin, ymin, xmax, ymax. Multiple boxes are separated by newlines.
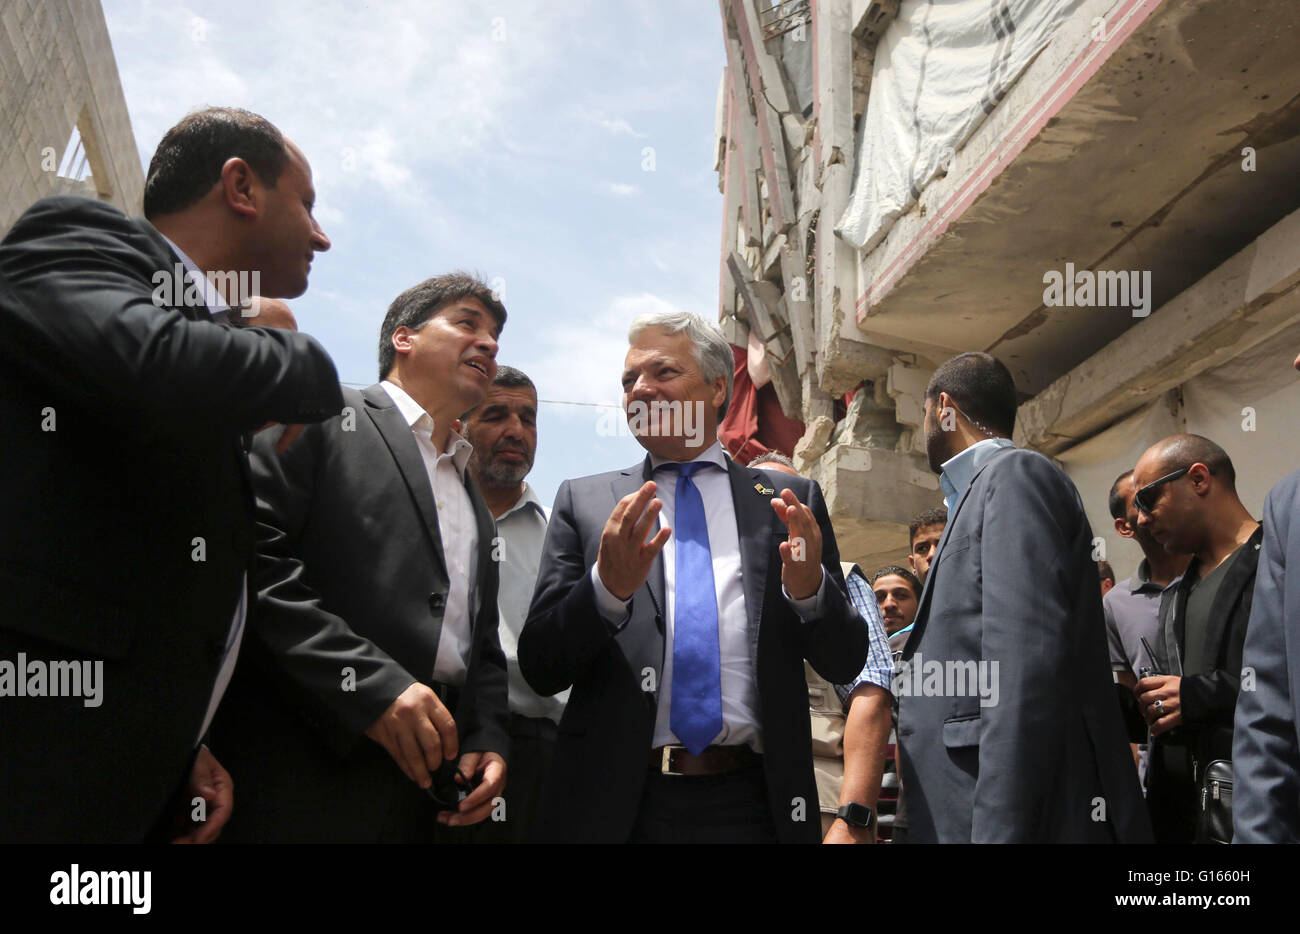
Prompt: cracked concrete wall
<box><xmin>2</xmin><ymin>0</ymin><xmax>143</xmax><ymax>233</ymax></box>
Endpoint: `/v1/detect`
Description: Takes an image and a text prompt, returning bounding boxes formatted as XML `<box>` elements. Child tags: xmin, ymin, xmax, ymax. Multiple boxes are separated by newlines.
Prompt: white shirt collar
<box><xmin>158</xmin><ymin>233</ymin><xmax>230</xmax><ymax>317</ymax></box>
<box><xmin>499</xmin><ymin>482</ymin><xmax>547</xmax><ymax>522</ymax></box>
<box><xmin>648</xmin><ymin>439</ymin><xmax>728</xmax><ymax>473</ymax></box>
<box><xmin>380</xmin><ymin>380</ymin><xmax>473</xmax><ymax>474</ymax></box>
<box><xmin>939</xmin><ymin>437</ymin><xmax>1016</xmax><ymax>512</ymax></box>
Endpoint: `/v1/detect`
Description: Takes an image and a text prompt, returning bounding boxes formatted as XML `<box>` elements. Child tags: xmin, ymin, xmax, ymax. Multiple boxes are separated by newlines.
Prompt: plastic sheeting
<box><xmin>836</xmin><ymin>0</ymin><xmax>1085</xmax><ymax>251</ymax></box>
<box><xmin>1056</xmin><ymin>323</ymin><xmax>1300</xmax><ymax>583</ymax></box>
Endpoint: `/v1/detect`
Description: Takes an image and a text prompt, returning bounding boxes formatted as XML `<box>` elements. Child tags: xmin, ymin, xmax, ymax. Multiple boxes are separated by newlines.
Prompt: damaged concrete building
<box><xmin>714</xmin><ymin>0</ymin><xmax>1300</xmax><ymax>575</ymax></box>
<box><xmin>1</xmin><ymin>0</ymin><xmax>142</xmax><ymax>232</ymax></box>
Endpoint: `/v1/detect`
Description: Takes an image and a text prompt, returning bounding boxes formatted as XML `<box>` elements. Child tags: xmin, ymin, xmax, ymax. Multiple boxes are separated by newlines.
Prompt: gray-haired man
<box><xmin>519</xmin><ymin>311</ymin><xmax>869</xmax><ymax>843</ymax></box>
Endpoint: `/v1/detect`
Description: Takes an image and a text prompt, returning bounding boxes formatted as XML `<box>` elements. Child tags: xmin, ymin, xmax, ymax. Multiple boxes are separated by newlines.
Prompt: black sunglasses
<box><xmin>1133</xmin><ymin>466</ymin><xmax>1191</xmax><ymax>514</ymax></box>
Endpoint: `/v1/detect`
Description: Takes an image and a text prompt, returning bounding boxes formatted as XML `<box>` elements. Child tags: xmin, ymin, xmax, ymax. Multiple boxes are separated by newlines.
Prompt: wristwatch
<box><xmin>836</xmin><ymin>802</ymin><xmax>876</xmax><ymax>830</ymax></box>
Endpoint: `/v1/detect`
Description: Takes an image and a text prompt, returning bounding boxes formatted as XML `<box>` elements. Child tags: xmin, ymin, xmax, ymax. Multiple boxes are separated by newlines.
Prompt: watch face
<box><xmin>840</xmin><ymin>803</ymin><xmax>874</xmax><ymax>828</ymax></box>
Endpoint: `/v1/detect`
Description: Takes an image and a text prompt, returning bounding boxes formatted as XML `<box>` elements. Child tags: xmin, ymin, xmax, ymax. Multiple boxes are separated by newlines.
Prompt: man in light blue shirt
<box><xmin>896</xmin><ymin>351</ymin><xmax>1150</xmax><ymax>842</ymax></box>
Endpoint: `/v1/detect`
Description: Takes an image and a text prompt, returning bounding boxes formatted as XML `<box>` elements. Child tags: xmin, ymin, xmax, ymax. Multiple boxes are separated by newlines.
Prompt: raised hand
<box><xmin>596</xmin><ymin>481</ymin><xmax>672</xmax><ymax>601</ymax></box>
<box><xmin>770</xmin><ymin>488</ymin><xmax>823</xmax><ymax>600</ymax></box>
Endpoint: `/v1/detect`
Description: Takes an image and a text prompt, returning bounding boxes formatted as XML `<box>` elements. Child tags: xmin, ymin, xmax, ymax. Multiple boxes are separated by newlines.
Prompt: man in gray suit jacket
<box><xmin>519</xmin><ymin>311</ymin><xmax>869</xmax><ymax>843</ymax></box>
<box><xmin>1233</xmin><ymin>350</ymin><xmax>1300</xmax><ymax>842</ymax></box>
<box><xmin>897</xmin><ymin>352</ymin><xmax>1151</xmax><ymax>842</ymax></box>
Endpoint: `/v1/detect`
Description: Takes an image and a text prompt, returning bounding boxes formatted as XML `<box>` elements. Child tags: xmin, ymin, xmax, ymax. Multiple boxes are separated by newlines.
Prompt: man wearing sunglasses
<box><xmin>1131</xmin><ymin>435</ymin><xmax>1260</xmax><ymax>843</ymax></box>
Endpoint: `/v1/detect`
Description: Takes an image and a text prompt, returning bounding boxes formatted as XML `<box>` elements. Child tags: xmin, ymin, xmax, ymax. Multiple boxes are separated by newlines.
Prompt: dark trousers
<box><xmin>628</xmin><ymin>763</ymin><xmax>778</xmax><ymax>844</ymax></box>
<box><xmin>439</xmin><ymin>713</ymin><xmax>557</xmax><ymax>844</ymax></box>
<box><xmin>1146</xmin><ymin>740</ymin><xmax>1198</xmax><ymax>844</ymax></box>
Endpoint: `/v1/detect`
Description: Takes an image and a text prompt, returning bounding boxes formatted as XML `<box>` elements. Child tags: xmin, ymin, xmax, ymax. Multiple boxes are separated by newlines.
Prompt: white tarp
<box><xmin>836</xmin><ymin>0</ymin><xmax>1086</xmax><ymax>251</ymax></box>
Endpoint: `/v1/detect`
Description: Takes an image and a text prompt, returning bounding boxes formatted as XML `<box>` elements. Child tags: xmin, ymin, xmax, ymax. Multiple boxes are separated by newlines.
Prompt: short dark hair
<box><xmin>1108</xmin><ymin>470</ymin><xmax>1134</xmax><ymax>520</ymax></box>
<box><xmin>1098</xmin><ymin>560</ymin><xmax>1115</xmax><ymax>585</ymax></box>
<box><xmin>464</xmin><ymin>365</ymin><xmax>536</xmax><ymax>421</ymax></box>
<box><xmin>144</xmin><ymin>107</ymin><xmax>289</xmax><ymax>219</ymax></box>
<box><xmin>377</xmin><ymin>273</ymin><xmax>508</xmax><ymax>380</ymax></box>
<box><xmin>925</xmin><ymin>352</ymin><xmax>1018</xmax><ymax>437</ymax></box>
<box><xmin>908</xmin><ymin>506</ymin><xmax>948</xmax><ymax>545</ymax></box>
<box><xmin>748</xmin><ymin>451</ymin><xmax>795</xmax><ymax>471</ymax></box>
<box><xmin>1156</xmin><ymin>434</ymin><xmax>1237</xmax><ymax>491</ymax></box>
<box><xmin>492</xmin><ymin>364</ymin><xmax>535</xmax><ymax>394</ymax></box>
<box><xmin>871</xmin><ymin>565</ymin><xmax>922</xmax><ymax>599</ymax></box>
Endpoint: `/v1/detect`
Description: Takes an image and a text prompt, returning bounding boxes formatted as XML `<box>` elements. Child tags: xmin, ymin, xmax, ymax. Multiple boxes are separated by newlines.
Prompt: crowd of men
<box><xmin>2</xmin><ymin>105</ymin><xmax>1300</xmax><ymax>844</ymax></box>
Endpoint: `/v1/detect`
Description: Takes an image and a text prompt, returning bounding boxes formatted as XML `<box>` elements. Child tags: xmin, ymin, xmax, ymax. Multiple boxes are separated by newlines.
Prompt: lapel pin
<box><xmin>755</xmin><ymin>482</ymin><xmax>774</xmax><ymax>496</ymax></box>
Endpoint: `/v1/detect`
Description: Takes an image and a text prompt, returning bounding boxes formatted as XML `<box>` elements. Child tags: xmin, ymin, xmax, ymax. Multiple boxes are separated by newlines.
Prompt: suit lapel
<box><xmin>1169</xmin><ymin>573</ymin><xmax>1191</xmax><ymax>674</ymax></box>
<box><xmin>902</xmin><ymin>445</ymin><xmax>1012</xmax><ymax>658</ymax></box>
<box><xmin>362</xmin><ymin>384</ymin><xmax>449</xmax><ymax>578</ymax></box>
<box><xmin>138</xmin><ymin>219</ymin><xmax>205</xmax><ymax>323</ymax></box>
<box><xmin>1198</xmin><ymin>526</ymin><xmax>1263</xmax><ymax>673</ymax></box>
<box><xmin>727</xmin><ymin>459</ymin><xmax>773</xmax><ymax>654</ymax></box>
<box><xmin>608</xmin><ymin>458</ymin><xmax>666</xmax><ymax>700</ymax></box>
<box><xmin>608</xmin><ymin>457</ymin><xmax>665</xmax><ymax>623</ymax></box>
<box><xmin>465</xmin><ymin>471</ymin><xmax>496</xmax><ymax>624</ymax></box>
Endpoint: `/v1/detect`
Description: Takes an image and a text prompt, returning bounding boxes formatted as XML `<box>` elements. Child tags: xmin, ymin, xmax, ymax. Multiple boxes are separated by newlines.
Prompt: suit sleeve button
<box><xmin>428</xmin><ymin>592</ymin><xmax>445</xmax><ymax>612</ymax></box>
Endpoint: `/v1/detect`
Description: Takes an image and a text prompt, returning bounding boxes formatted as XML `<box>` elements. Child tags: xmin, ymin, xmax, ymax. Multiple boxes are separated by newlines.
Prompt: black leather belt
<box><xmin>649</xmin><ymin>744</ymin><xmax>760</xmax><ymax>777</ymax></box>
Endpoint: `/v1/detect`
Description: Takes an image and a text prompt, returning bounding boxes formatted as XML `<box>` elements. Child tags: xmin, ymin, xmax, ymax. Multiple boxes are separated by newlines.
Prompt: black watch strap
<box><xmin>836</xmin><ymin>802</ymin><xmax>876</xmax><ymax>829</ymax></box>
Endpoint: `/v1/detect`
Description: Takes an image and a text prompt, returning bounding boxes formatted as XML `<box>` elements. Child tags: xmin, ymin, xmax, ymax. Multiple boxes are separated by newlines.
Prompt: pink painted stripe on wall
<box><xmin>856</xmin><ymin>0</ymin><xmax>1166</xmax><ymax>321</ymax></box>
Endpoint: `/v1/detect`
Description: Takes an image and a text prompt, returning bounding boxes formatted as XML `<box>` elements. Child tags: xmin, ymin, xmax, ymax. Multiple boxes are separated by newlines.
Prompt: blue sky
<box><xmin>102</xmin><ymin>0</ymin><xmax>726</xmax><ymax>507</ymax></box>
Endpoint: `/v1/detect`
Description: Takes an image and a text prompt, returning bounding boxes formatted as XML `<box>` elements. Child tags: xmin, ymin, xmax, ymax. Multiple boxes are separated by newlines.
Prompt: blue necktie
<box><xmin>663</xmin><ymin>461</ymin><xmax>723</xmax><ymax>755</ymax></box>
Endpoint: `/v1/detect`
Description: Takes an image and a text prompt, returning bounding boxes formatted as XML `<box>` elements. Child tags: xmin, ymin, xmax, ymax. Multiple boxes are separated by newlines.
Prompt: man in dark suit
<box><xmin>1131</xmin><ymin>435</ymin><xmax>1260</xmax><ymax>842</ymax></box>
<box><xmin>0</xmin><ymin>107</ymin><xmax>342</xmax><ymax>842</ymax></box>
<box><xmin>519</xmin><ymin>311</ymin><xmax>869</xmax><ymax>844</ymax></box>
<box><xmin>211</xmin><ymin>274</ymin><xmax>509</xmax><ymax>842</ymax></box>
<box><xmin>897</xmin><ymin>352</ymin><xmax>1151</xmax><ymax>842</ymax></box>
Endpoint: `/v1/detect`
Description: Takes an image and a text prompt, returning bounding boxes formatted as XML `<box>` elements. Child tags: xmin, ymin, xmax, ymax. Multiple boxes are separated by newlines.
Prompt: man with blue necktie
<box><xmin>519</xmin><ymin>311</ymin><xmax>870</xmax><ymax>843</ymax></box>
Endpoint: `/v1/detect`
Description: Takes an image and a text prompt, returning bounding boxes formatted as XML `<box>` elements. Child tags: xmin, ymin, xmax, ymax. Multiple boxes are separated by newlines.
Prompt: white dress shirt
<box><xmin>160</xmin><ymin>234</ymin><xmax>246</xmax><ymax>745</ymax></box>
<box><xmin>590</xmin><ymin>441</ymin><xmax>827</xmax><ymax>752</ymax></box>
<box><xmin>495</xmin><ymin>483</ymin><xmax>569</xmax><ymax>722</ymax></box>
<box><xmin>380</xmin><ymin>380</ymin><xmax>478</xmax><ymax>686</ymax></box>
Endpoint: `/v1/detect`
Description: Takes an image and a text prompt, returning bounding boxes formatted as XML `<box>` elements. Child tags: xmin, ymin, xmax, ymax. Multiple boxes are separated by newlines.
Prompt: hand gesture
<box><xmin>770</xmin><ymin>488</ymin><xmax>823</xmax><ymax>600</ymax></box>
<box><xmin>596</xmin><ymin>481</ymin><xmax>671</xmax><ymax>601</ymax></box>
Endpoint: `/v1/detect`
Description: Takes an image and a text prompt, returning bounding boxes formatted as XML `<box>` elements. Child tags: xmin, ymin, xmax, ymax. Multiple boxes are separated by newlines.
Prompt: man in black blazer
<box><xmin>0</xmin><ymin>107</ymin><xmax>342</xmax><ymax>842</ymax></box>
<box><xmin>519</xmin><ymin>312</ymin><xmax>869</xmax><ymax>843</ymax></box>
<box><xmin>897</xmin><ymin>352</ymin><xmax>1151</xmax><ymax>843</ymax></box>
<box><xmin>211</xmin><ymin>274</ymin><xmax>510</xmax><ymax>842</ymax></box>
<box><xmin>1131</xmin><ymin>434</ymin><xmax>1260</xmax><ymax>842</ymax></box>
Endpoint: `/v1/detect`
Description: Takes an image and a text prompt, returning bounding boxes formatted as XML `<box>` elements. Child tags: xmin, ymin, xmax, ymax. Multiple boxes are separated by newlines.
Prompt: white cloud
<box><xmin>313</xmin><ymin>202</ymin><xmax>345</xmax><ymax>228</ymax></box>
<box><xmin>573</xmin><ymin>107</ymin><xmax>648</xmax><ymax>138</ymax></box>
<box><xmin>516</xmin><ymin>293</ymin><xmax>687</xmax><ymax>409</ymax></box>
<box><xmin>599</xmin><ymin>181</ymin><xmax>640</xmax><ymax>197</ymax></box>
<box><xmin>108</xmin><ymin>0</ymin><xmax>590</xmax><ymax>193</ymax></box>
